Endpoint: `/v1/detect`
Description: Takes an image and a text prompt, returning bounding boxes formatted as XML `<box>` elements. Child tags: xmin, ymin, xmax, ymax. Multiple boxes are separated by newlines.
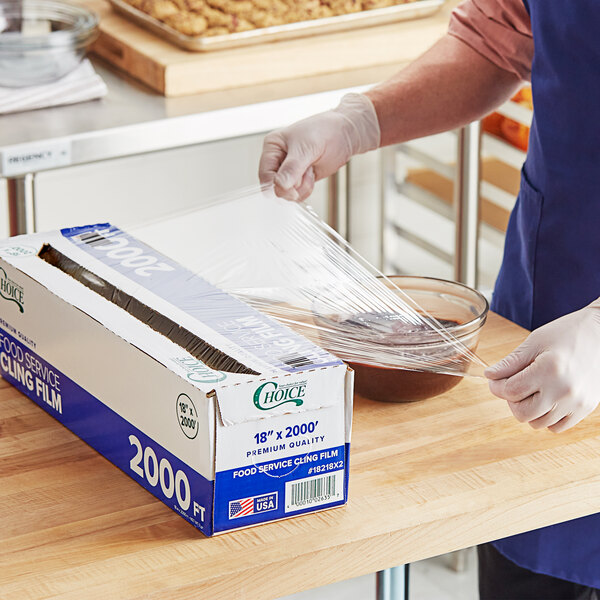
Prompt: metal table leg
<box><xmin>378</xmin><ymin>145</ymin><xmax>397</xmax><ymax>272</ymax></box>
<box><xmin>376</xmin><ymin>565</ymin><xmax>409</xmax><ymax>600</ymax></box>
<box><xmin>454</xmin><ymin>122</ymin><xmax>482</xmax><ymax>287</ymax></box>
<box><xmin>327</xmin><ymin>164</ymin><xmax>349</xmax><ymax>240</ymax></box>
<box><xmin>7</xmin><ymin>174</ymin><xmax>36</xmax><ymax>236</ymax></box>
<box><xmin>330</xmin><ymin>152</ymin><xmax>387</xmax><ymax>266</ymax></box>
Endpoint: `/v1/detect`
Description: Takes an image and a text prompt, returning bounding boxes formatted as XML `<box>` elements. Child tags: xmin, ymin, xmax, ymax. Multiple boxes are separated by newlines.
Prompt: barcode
<box><xmin>281</xmin><ymin>354</ymin><xmax>313</xmax><ymax>368</ymax></box>
<box><xmin>76</xmin><ymin>231</ymin><xmax>112</xmax><ymax>247</ymax></box>
<box><xmin>285</xmin><ymin>471</ymin><xmax>343</xmax><ymax>513</ymax></box>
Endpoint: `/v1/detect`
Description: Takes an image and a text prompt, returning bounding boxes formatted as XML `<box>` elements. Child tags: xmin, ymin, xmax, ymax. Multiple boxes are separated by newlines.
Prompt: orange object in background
<box><xmin>482</xmin><ymin>86</ymin><xmax>532</xmax><ymax>151</ymax></box>
<box><xmin>513</xmin><ymin>86</ymin><xmax>533</xmax><ymax>109</ymax></box>
<box><xmin>482</xmin><ymin>111</ymin><xmax>504</xmax><ymax>137</ymax></box>
<box><xmin>500</xmin><ymin>119</ymin><xmax>529</xmax><ymax>151</ymax></box>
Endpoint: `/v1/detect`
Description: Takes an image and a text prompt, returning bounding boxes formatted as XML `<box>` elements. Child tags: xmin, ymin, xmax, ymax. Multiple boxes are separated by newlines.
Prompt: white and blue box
<box><xmin>0</xmin><ymin>224</ymin><xmax>353</xmax><ymax>535</ymax></box>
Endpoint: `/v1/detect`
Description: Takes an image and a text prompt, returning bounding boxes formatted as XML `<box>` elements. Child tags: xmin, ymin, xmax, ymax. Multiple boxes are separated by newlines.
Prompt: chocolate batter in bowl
<box><xmin>312</xmin><ymin>276</ymin><xmax>489</xmax><ymax>402</ymax></box>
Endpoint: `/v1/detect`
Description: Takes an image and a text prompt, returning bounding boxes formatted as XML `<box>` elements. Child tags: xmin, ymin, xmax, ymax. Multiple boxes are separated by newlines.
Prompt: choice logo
<box><xmin>0</xmin><ymin>267</ymin><xmax>24</xmax><ymax>313</ymax></box>
<box><xmin>0</xmin><ymin>245</ymin><xmax>36</xmax><ymax>259</ymax></box>
<box><xmin>172</xmin><ymin>357</ymin><xmax>227</xmax><ymax>385</ymax></box>
<box><xmin>253</xmin><ymin>380</ymin><xmax>306</xmax><ymax>411</ymax></box>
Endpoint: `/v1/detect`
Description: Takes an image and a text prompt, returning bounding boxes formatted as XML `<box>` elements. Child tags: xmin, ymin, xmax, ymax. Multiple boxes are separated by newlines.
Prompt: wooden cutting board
<box><xmin>5</xmin><ymin>312</ymin><xmax>600</xmax><ymax>600</ymax></box>
<box><xmin>85</xmin><ymin>0</ymin><xmax>458</xmax><ymax>96</ymax></box>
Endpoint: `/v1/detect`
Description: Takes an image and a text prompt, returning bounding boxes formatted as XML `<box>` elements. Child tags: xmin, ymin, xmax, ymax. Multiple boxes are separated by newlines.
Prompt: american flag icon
<box><xmin>229</xmin><ymin>497</ymin><xmax>254</xmax><ymax>519</ymax></box>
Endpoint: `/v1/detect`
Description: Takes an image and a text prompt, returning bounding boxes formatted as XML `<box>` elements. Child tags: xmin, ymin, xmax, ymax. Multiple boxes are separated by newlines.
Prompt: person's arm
<box><xmin>373</xmin><ymin>0</ymin><xmax>533</xmax><ymax>145</ymax></box>
<box><xmin>259</xmin><ymin>0</ymin><xmax>532</xmax><ymax>200</ymax></box>
<box><xmin>259</xmin><ymin>36</ymin><xmax>520</xmax><ymax>200</ymax></box>
<box><xmin>365</xmin><ymin>35</ymin><xmax>521</xmax><ymax>147</ymax></box>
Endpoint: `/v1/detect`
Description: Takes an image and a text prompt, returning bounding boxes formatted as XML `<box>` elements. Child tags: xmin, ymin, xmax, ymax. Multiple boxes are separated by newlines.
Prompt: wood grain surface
<box><xmin>3</xmin><ymin>312</ymin><xmax>600</xmax><ymax>600</ymax></box>
<box><xmin>85</xmin><ymin>0</ymin><xmax>459</xmax><ymax>96</ymax></box>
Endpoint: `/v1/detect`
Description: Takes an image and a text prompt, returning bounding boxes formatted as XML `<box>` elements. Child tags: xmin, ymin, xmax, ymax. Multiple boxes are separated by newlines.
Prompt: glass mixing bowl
<box><xmin>312</xmin><ymin>276</ymin><xmax>489</xmax><ymax>403</ymax></box>
<box><xmin>0</xmin><ymin>0</ymin><xmax>99</xmax><ymax>87</ymax></box>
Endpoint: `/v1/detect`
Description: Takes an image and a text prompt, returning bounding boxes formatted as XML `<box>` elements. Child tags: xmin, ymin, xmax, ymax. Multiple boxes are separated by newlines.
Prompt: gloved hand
<box><xmin>259</xmin><ymin>93</ymin><xmax>380</xmax><ymax>201</ymax></box>
<box><xmin>485</xmin><ymin>302</ymin><xmax>600</xmax><ymax>433</ymax></box>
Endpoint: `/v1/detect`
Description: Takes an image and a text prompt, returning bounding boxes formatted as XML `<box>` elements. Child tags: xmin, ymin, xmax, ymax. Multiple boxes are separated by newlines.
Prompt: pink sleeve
<box><xmin>448</xmin><ymin>0</ymin><xmax>533</xmax><ymax>81</ymax></box>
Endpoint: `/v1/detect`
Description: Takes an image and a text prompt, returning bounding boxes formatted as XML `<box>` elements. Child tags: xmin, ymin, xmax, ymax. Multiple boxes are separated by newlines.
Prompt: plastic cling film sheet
<box><xmin>56</xmin><ymin>221</ymin><xmax>340</xmax><ymax>376</ymax></box>
<box><xmin>129</xmin><ymin>186</ymin><xmax>489</xmax><ymax>380</ymax></box>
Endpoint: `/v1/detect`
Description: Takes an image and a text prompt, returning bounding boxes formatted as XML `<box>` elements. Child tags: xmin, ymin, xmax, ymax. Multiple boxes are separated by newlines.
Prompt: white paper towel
<box><xmin>0</xmin><ymin>59</ymin><xmax>108</xmax><ymax>115</ymax></box>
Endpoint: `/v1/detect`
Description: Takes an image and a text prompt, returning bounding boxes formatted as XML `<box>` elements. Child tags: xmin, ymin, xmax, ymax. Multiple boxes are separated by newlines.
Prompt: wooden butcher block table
<box><xmin>85</xmin><ymin>0</ymin><xmax>460</xmax><ymax>96</ymax></box>
<box><xmin>2</xmin><ymin>312</ymin><xmax>600</xmax><ymax>600</ymax></box>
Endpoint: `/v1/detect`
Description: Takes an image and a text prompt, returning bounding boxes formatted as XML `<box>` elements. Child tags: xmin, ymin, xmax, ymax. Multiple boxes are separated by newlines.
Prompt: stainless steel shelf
<box><xmin>482</xmin><ymin>134</ymin><xmax>527</xmax><ymax>170</ymax></box>
<box><xmin>385</xmin><ymin>101</ymin><xmax>528</xmax><ymax>291</ymax></box>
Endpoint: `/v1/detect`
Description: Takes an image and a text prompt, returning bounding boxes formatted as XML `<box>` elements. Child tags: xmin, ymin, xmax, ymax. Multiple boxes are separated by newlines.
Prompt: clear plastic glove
<box><xmin>485</xmin><ymin>302</ymin><xmax>600</xmax><ymax>433</ymax></box>
<box><xmin>259</xmin><ymin>93</ymin><xmax>380</xmax><ymax>201</ymax></box>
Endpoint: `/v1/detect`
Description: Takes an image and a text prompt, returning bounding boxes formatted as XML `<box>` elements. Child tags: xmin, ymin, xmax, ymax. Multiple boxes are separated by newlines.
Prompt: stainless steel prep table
<box><xmin>0</xmin><ymin>59</ymin><xmax>370</xmax><ymax>236</ymax></box>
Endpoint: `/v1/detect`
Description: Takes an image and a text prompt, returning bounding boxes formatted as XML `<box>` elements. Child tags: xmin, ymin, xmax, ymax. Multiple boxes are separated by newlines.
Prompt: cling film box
<box><xmin>0</xmin><ymin>224</ymin><xmax>353</xmax><ymax>535</ymax></box>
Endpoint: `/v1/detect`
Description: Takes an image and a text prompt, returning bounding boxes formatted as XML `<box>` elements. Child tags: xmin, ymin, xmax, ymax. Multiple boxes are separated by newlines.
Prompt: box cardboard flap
<box><xmin>214</xmin><ymin>364</ymin><xmax>348</xmax><ymax>426</ymax></box>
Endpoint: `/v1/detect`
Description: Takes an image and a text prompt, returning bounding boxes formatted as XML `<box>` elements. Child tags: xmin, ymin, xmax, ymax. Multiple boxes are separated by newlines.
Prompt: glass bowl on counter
<box><xmin>312</xmin><ymin>276</ymin><xmax>489</xmax><ymax>403</ymax></box>
<box><xmin>0</xmin><ymin>0</ymin><xmax>99</xmax><ymax>87</ymax></box>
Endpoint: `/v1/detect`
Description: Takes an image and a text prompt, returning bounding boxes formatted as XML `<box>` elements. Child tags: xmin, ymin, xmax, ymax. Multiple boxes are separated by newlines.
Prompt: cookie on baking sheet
<box><xmin>203</xmin><ymin>25</ymin><xmax>230</xmax><ymax>35</ymax></box>
<box><xmin>185</xmin><ymin>0</ymin><xmax>207</xmax><ymax>10</ymax></box>
<box><xmin>327</xmin><ymin>0</ymin><xmax>362</xmax><ymax>15</ymax></box>
<box><xmin>122</xmin><ymin>0</ymin><xmax>403</xmax><ymax>39</ymax></box>
<box><xmin>200</xmin><ymin>4</ymin><xmax>233</xmax><ymax>27</ymax></box>
<box><xmin>248</xmin><ymin>0</ymin><xmax>290</xmax><ymax>28</ymax></box>
<box><xmin>143</xmin><ymin>0</ymin><xmax>179</xmax><ymax>20</ymax></box>
<box><xmin>164</xmin><ymin>11</ymin><xmax>208</xmax><ymax>33</ymax></box>
<box><xmin>230</xmin><ymin>15</ymin><xmax>255</xmax><ymax>31</ymax></box>
<box><xmin>253</xmin><ymin>0</ymin><xmax>288</xmax><ymax>14</ymax></box>
<box><xmin>206</xmin><ymin>0</ymin><xmax>254</xmax><ymax>19</ymax></box>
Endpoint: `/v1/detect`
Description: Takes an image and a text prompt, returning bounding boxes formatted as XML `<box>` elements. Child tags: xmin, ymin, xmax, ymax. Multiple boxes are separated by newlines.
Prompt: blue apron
<box><xmin>490</xmin><ymin>0</ymin><xmax>600</xmax><ymax>587</ymax></box>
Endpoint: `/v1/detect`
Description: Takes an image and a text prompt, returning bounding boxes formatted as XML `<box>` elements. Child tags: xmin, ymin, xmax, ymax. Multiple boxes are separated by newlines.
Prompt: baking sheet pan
<box><xmin>108</xmin><ymin>0</ymin><xmax>445</xmax><ymax>52</ymax></box>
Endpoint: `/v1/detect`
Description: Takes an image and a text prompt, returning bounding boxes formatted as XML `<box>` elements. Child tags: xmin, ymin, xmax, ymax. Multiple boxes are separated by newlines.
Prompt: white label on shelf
<box><xmin>1</xmin><ymin>141</ymin><xmax>71</xmax><ymax>176</ymax></box>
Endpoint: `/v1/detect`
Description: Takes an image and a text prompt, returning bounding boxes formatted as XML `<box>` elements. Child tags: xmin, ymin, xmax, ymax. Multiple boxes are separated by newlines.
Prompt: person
<box><xmin>258</xmin><ymin>1</ymin><xmax>600</xmax><ymax>598</ymax></box>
